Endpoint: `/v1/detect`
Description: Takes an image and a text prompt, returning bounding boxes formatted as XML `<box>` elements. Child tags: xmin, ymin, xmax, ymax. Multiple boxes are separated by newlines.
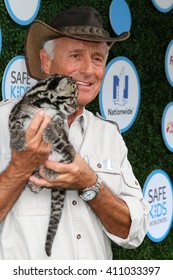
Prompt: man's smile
<box><xmin>76</xmin><ymin>81</ymin><xmax>92</xmax><ymax>87</ymax></box>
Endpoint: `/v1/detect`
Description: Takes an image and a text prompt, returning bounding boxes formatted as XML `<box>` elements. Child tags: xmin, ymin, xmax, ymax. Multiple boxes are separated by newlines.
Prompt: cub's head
<box><xmin>28</xmin><ymin>74</ymin><xmax>78</xmax><ymax>115</ymax></box>
<box><xmin>46</xmin><ymin>74</ymin><xmax>78</xmax><ymax>115</ymax></box>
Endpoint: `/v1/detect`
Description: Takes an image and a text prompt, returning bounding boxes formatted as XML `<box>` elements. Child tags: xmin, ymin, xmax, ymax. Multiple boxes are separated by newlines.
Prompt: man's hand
<box><xmin>29</xmin><ymin>153</ymin><xmax>97</xmax><ymax>191</ymax></box>
<box><xmin>11</xmin><ymin>111</ymin><xmax>52</xmax><ymax>176</ymax></box>
<box><xmin>29</xmin><ymin>152</ymin><xmax>131</xmax><ymax>238</ymax></box>
<box><xmin>0</xmin><ymin>111</ymin><xmax>52</xmax><ymax>221</ymax></box>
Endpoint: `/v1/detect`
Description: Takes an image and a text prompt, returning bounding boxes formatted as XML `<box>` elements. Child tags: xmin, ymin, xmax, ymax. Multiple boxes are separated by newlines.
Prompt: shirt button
<box><xmin>72</xmin><ymin>200</ymin><xmax>77</xmax><ymax>206</ymax></box>
<box><xmin>97</xmin><ymin>163</ymin><xmax>102</xmax><ymax>168</ymax></box>
<box><xmin>135</xmin><ymin>181</ymin><xmax>138</xmax><ymax>185</ymax></box>
<box><xmin>77</xmin><ymin>234</ymin><xmax>81</xmax><ymax>239</ymax></box>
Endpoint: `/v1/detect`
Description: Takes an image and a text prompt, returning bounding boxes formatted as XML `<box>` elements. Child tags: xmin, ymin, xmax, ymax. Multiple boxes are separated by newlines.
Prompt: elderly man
<box><xmin>0</xmin><ymin>6</ymin><xmax>150</xmax><ymax>259</ymax></box>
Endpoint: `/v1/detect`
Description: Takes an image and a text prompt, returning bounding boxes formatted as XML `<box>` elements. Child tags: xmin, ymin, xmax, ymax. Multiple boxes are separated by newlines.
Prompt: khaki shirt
<box><xmin>0</xmin><ymin>99</ymin><xmax>150</xmax><ymax>260</ymax></box>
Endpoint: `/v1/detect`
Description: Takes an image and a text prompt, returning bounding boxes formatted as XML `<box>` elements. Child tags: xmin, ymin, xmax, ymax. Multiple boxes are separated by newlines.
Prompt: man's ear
<box><xmin>40</xmin><ymin>49</ymin><xmax>50</xmax><ymax>75</ymax></box>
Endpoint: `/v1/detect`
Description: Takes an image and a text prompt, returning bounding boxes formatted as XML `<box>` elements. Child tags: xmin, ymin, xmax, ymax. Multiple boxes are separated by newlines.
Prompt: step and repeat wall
<box><xmin>0</xmin><ymin>0</ymin><xmax>173</xmax><ymax>259</ymax></box>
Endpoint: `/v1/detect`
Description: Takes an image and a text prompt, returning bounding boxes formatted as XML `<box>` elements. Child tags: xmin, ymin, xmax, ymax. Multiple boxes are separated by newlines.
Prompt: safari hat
<box><xmin>25</xmin><ymin>6</ymin><xmax>130</xmax><ymax>80</ymax></box>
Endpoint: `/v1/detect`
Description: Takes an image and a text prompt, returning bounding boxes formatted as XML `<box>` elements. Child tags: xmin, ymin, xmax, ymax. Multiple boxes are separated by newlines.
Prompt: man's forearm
<box><xmin>0</xmin><ymin>112</ymin><xmax>52</xmax><ymax>222</ymax></box>
<box><xmin>88</xmin><ymin>182</ymin><xmax>131</xmax><ymax>238</ymax></box>
<box><xmin>27</xmin><ymin>154</ymin><xmax>131</xmax><ymax>238</ymax></box>
<box><xmin>0</xmin><ymin>162</ymin><xmax>30</xmax><ymax>221</ymax></box>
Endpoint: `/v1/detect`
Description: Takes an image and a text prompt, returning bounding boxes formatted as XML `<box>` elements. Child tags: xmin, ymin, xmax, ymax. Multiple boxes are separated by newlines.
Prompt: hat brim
<box><xmin>25</xmin><ymin>20</ymin><xmax>130</xmax><ymax>80</ymax></box>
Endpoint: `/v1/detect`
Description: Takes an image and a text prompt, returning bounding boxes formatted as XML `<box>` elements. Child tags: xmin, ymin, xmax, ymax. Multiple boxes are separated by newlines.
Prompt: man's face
<box><xmin>41</xmin><ymin>37</ymin><xmax>108</xmax><ymax>108</ymax></box>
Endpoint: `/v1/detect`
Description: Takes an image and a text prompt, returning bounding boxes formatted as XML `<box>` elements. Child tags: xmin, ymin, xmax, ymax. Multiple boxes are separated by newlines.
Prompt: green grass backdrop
<box><xmin>0</xmin><ymin>0</ymin><xmax>173</xmax><ymax>259</ymax></box>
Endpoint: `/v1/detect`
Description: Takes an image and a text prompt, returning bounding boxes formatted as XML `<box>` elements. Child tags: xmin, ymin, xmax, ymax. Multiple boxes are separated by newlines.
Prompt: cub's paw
<box><xmin>43</xmin><ymin>124</ymin><xmax>56</xmax><ymax>144</ymax></box>
<box><xmin>26</xmin><ymin>181</ymin><xmax>42</xmax><ymax>194</ymax></box>
<box><xmin>43</xmin><ymin>167</ymin><xmax>58</xmax><ymax>179</ymax></box>
<box><xmin>43</xmin><ymin>120</ymin><xmax>63</xmax><ymax>144</ymax></box>
<box><xmin>10</xmin><ymin>131</ymin><xmax>27</xmax><ymax>151</ymax></box>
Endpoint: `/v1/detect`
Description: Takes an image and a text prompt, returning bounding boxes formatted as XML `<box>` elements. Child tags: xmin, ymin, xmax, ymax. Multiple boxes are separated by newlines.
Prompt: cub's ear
<box><xmin>57</xmin><ymin>78</ymin><xmax>68</xmax><ymax>91</ymax></box>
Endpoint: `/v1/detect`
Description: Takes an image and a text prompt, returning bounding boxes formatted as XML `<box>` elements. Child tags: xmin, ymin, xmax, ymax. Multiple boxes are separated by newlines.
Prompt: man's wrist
<box><xmin>78</xmin><ymin>176</ymin><xmax>102</xmax><ymax>201</ymax></box>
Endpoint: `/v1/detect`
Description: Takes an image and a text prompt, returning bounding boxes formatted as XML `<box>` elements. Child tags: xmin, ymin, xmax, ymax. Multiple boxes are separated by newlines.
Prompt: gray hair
<box><xmin>42</xmin><ymin>39</ymin><xmax>56</xmax><ymax>60</ymax></box>
<box><xmin>42</xmin><ymin>38</ymin><xmax>109</xmax><ymax>61</ymax></box>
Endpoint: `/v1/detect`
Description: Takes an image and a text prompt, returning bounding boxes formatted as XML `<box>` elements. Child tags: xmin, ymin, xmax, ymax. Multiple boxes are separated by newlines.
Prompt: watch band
<box><xmin>79</xmin><ymin>176</ymin><xmax>102</xmax><ymax>201</ymax></box>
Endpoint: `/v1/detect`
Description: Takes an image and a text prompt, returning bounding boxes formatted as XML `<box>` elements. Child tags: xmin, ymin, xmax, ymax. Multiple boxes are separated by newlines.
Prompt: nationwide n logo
<box><xmin>113</xmin><ymin>67</ymin><xmax>128</xmax><ymax>106</ymax></box>
<box><xmin>99</xmin><ymin>57</ymin><xmax>140</xmax><ymax>133</ymax></box>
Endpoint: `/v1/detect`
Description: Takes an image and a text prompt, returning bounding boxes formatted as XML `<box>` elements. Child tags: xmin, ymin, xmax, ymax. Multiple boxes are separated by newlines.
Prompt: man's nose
<box><xmin>79</xmin><ymin>56</ymin><xmax>93</xmax><ymax>75</ymax></box>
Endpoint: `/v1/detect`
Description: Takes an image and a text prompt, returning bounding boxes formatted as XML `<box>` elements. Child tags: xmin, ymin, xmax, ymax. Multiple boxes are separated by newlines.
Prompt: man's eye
<box><xmin>71</xmin><ymin>54</ymin><xmax>78</xmax><ymax>58</ymax></box>
<box><xmin>94</xmin><ymin>57</ymin><xmax>103</xmax><ymax>63</ymax></box>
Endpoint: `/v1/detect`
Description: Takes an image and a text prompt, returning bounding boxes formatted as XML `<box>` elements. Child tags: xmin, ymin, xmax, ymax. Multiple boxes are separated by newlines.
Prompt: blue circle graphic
<box><xmin>4</xmin><ymin>0</ymin><xmax>41</xmax><ymax>26</ymax></box>
<box><xmin>2</xmin><ymin>55</ymin><xmax>24</xmax><ymax>100</ymax></box>
<box><xmin>161</xmin><ymin>102</ymin><xmax>173</xmax><ymax>152</ymax></box>
<box><xmin>165</xmin><ymin>40</ymin><xmax>173</xmax><ymax>87</ymax></box>
<box><xmin>143</xmin><ymin>169</ymin><xmax>173</xmax><ymax>242</ymax></box>
<box><xmin>99</xmin><ymin>56</ymin><xmax>140</xmax><ymax>133</ymax></box>
<box><xmin>109</xmin><ymin>0</ymin><xmax>131</xmax><ymax>35</ymax></box>
<box><xmin>151</xmin><ymin>0</ymin><xmax>173</xmax><ymax>13</ymax></box>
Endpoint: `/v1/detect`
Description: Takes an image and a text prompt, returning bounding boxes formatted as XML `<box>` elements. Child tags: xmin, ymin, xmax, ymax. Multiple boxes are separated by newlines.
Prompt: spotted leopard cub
<box><xmin>9</xmin><ymin>74</ymin><xmax>78</xmax><ymax>257</ymax></box>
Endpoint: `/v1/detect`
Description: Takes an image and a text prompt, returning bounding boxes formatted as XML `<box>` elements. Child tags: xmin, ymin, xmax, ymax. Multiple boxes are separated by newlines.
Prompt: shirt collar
<box><xmin>71</xmin><ymin>108</ymin><xmax>88</xmax><ymax>135</ymax></box>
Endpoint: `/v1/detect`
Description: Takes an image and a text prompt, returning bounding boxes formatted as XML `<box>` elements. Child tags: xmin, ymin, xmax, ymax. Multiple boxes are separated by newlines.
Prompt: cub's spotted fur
<box><xmin>9</xmin><ymin>74</ymin><xmax>78</xmax><ymax>256</ymax></box>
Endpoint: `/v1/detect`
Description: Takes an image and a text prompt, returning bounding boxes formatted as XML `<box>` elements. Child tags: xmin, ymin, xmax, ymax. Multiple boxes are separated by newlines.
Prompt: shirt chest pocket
<box><xmin>83</xmin><ymin>154</ymin><xmax>122</xmax><ymax>196</ymax></box>
<box><xmin>11</xmin><ymin>187</ymin><xmax>51</xmax><ymax>217</ymax></box>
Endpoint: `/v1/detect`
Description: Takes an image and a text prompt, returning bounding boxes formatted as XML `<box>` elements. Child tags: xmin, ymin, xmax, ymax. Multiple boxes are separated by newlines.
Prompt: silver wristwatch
<box><xmin>79</xmin><ymin>177</ymin><xmax>102</xmax><ymax>201</ymax></box>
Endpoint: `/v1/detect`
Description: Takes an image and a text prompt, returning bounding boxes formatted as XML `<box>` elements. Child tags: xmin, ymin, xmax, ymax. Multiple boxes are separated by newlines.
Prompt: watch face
<box><xmin>83</xmin><ymin>189</ymin><xmax>96</xmax><ymax>201</ymax></box>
